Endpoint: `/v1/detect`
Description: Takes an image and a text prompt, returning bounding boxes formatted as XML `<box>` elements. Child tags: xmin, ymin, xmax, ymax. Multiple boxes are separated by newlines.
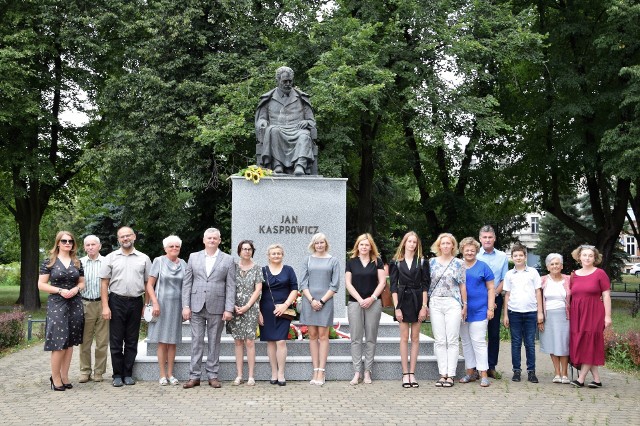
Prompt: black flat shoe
<box><xmin>588</xmin><ymin>381</ymin><xmax>602</xmax><ymax>388</ymax></box>
<box><xmin>277</xmin><ymin>380</ymin><xmax>286</xmax><ymax>386</ymax></box>
<box><xmin>50</xmin><ymin>376</ymin><xmax>65</xmax><ymax>391</ymax></box>
<box><xmin>570</xmin><ymin>380</ymin><xmax>584</xmax><ymax>388</ymax></box>
<box><xmin>269</xmin><ymin>379</ymin><xmax>278</xmax><ymax>385</ymax></box>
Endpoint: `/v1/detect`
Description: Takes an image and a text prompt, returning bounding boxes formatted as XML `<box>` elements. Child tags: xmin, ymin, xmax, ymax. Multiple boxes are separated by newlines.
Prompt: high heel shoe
<box><xmin>50</xmin><ymin>376</ymin><xmax>65</xmax><ymax>391</ymax></box>
<box><xmin>63</xmin><ymin>382</ymin><xmax>73</xmax><ymax>389</ymax></box>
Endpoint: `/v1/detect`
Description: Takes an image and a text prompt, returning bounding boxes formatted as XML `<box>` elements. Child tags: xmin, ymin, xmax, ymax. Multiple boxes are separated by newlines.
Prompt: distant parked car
<box><xmin>629</xmin><ymin>263</ymin><xmax>640</xmax><ymax>277</ymax></box>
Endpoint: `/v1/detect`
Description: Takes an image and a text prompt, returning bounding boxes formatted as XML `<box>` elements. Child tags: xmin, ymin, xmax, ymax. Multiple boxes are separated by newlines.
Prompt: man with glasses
<box><xmin>79</xmin><ymin>235</ymin><xmax>108</xmax><ymax>383</ymax></box>
<box><xmin>477</xmin><ymin>225</ymin><xmax>509</xmax><ymax>379</ymax></box>
<box><xmin>100</xmin><ymin>227</ymin><xmax>151</xmax><ymax>387</ymax></box>
<box><xmin>181</xmin><ymin>228</ymin><xmax>236</xmax><ymax>389</ymax></box>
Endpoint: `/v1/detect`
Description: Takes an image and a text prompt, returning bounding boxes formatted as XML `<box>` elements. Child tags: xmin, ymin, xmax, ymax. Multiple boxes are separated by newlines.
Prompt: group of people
<box><xmin>38</xmin><ymin>225</ymin><xmax>612</xmax><ymax>390</ymax></box>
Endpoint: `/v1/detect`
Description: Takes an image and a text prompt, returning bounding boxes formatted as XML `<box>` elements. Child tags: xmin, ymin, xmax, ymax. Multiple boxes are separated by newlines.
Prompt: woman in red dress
<box><xmin>569</xmin><ymin>245</ymin><xmax>612</xmax><ymax>388</ymax></box>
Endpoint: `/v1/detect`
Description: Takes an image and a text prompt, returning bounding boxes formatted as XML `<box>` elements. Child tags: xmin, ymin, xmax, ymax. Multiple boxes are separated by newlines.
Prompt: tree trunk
<box><xmin>15</xmin><ymin>193</ymin><xmax>46</xmax><ymax>310</ymax></box>
<box><xmin>356</xmin><ymin>114</ymin><xmax>379</xmax><ymax>234</ymax></box>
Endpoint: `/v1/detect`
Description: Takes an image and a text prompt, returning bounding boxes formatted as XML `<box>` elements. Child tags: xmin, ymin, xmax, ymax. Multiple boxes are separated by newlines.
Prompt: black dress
<box><xmin>40</xmin><ymin>258</ymin><xmax>85</xmax><ymax>351</ymax></box>
<box><xmin>389</xmin><ymin>257</ymin><xmax>430</xmax><ymax>323</ymax></box>
<box><xmin>259</xmin><ymin>265</ymin><xmax>298</xmax><ymax>341</ymax></box>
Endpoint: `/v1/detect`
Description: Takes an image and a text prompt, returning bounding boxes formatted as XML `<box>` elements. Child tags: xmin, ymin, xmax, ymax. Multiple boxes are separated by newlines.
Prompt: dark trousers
<box><xmin>108</xmin><ymin>294</ymin><xmax>143</xmax><ymax>378</ymax></box>
<box><xmin>508</xmin><ymin>310</ymin><xmax>537</xmax><ymax>372</ymax></box>
<box><xmin>487</xmin><ymin>294</ymin><xmax>503</xmax><ymax>370</ymax></box>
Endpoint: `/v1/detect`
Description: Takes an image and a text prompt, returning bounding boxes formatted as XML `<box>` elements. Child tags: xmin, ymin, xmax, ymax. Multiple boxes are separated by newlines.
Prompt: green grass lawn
<box><xmin>0</xmin><ymin>286</ymin><xmax>48</xmax><ymax>320</ymax></box>
<box><xmin>611</xmin><ymin>274</ymin><xmax>640</xmax><ymax>292</ymax></box>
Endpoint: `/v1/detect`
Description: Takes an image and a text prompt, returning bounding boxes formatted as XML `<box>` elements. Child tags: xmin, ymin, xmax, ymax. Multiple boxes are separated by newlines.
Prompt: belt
<box><xmin>82</xmin><ymin>297</ymin><xmax>101</xmax><ymax>302</ymax></box>
<box><xmin>111</xmin><ymin>293</ymin><xmax>143</xmax><ymax>299</ymax></box>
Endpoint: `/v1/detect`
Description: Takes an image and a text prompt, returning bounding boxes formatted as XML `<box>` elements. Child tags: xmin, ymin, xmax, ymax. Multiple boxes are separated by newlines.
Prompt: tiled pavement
<box><xmin>0</xmin><ymin>340</ymin><xmax>637</xmax><ymax>425</ymax></box>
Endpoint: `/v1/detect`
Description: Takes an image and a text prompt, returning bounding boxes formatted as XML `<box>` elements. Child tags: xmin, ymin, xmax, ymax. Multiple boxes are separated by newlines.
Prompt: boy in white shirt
<box><xmin>503</xmin><ymin>244</ymin><xmax>543</xmax><ymax>383</ymax></box>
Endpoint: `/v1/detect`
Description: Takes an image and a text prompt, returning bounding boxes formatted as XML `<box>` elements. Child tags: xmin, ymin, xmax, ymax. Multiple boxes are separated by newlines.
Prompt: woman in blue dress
<box><xmin>38</xmin><ymin>231</ymin><xmax>85</xmax><ymax>391</ymax></box>
<box><xmin>259</xmin><ymin>243</ymin><xmax>298</xmax><ymax>385</ymax></box>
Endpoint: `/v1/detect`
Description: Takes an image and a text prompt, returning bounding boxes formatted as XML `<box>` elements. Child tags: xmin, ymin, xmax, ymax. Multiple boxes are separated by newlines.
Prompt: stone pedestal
<box><xmin>230</xmin><ymin>175</ymin><xmax>347</xmax><ymax>318</ymax></box>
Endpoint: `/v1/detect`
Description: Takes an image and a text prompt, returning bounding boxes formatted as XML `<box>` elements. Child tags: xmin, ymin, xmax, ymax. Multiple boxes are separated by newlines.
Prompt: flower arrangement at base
<box><xmin>232</xmin><ymin>164</ymin><xmax>273</xmax><ymax>184</ymax></box>
<box><xmin>287</xmin><ymin>324</ymin><xmax>343</xmax><ymax>340</ymax></box>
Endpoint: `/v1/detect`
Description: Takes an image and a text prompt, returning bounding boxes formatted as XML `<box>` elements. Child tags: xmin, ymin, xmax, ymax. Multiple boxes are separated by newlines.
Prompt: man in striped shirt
<box><xmin>79</xmin><ymin>235</ymin><xmax>108</xmax><ymax>383</ymax></box>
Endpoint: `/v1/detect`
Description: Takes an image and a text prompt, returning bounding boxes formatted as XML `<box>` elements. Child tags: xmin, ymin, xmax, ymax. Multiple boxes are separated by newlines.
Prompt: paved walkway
<box><xmin>1</xmin><ymin>341</ymin><xmax>637</xmax><ymax>425</ymax></box>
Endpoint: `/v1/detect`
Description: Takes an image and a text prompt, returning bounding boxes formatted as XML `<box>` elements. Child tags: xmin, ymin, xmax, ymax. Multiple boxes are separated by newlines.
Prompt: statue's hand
<box><xmin>296</xmin><ymin>120</ymin><xmax>309</xmax><ymax>130</ymax></box>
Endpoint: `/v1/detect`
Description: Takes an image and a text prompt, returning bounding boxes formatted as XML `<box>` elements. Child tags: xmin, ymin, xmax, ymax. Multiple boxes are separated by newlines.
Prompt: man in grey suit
<box><xmin>181</xmin><ymin>228</ymin><xmax>236</xmax><ymax>388</ymax></box>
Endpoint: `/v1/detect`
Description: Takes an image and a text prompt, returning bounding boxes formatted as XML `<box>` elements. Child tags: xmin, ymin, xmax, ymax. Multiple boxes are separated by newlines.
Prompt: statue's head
<box><xmin>275</xmin><ymin>66</ymin><xmax>294</xmax><ymax>95</ymax></box>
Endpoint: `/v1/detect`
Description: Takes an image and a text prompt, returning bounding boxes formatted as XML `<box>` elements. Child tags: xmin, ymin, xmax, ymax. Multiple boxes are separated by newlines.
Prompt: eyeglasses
<box><xmin>118</xmin><ymin>233</ymin><xmax>134</xmax><ymax>240</ymax></box>
<box><xmin>241</xmin><ymin>248</ymin><xmax>253</xmax><ymax>251</ymax></box>
<box><xmin>167</xmin><ymin>245</ymin><xmax>181</xmax><ymax>249</ymax></box>
<box><xmin>60</xmin><ymin>239</ymin><xmax>74</xmax><ymax>245</ymax></box>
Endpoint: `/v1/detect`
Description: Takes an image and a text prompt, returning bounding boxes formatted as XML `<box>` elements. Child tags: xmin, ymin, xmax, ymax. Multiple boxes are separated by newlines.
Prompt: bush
<box><xmin>0</xmin><ymin>309</ymin><xmax>26</xmax><ymax>350</ymax></box>
<box><xmin>604</xmin><ymin>328</ymin><xmax>640</xmax><ymax>369</ymax></box>
<box><xmin>0</xmin><ymin>263</ymin><xmax>20</xmax><ymax>286</ymax></box>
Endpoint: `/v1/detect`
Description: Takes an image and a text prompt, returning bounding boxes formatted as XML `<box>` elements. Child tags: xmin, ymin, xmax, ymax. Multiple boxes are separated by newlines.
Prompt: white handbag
<box><xmin>143</xmin><ymin>303</ymin><xmax>157</xmax><ymax>323</ymax></box>
<box><xmin>144</xmin><ymin>271</ymin><xmax>161</xmax><ymax>323</ymax></box>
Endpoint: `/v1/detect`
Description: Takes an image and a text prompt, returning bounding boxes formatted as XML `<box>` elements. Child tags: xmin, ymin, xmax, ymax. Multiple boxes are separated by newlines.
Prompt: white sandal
<box><xmin>310</xmin><ymin>368</ymin><xmax>320</xmax><ymax>385</ymax></box>
<box><xmin>232</xmin><ymin>376</ymin><xmax>243</xmax><ymax>386</ymax></box>
<box><xmin>159</xmin><ymin>377</ymin><xmax>168</xmax><ymax>386</ymax></box>
<box><xmin>246</xmin><ymin>377</ymin><xmax>255</xmax><ymax>386</ymax></box>
<box><xmin>168</xmin><ymin>376</ymin><xmax>179</xmax><ymax>385</ymax></box>
<box><xmin>316</xmin><ymin>368</ymin><xmax>326</xmax><ymax>386</ymax></box>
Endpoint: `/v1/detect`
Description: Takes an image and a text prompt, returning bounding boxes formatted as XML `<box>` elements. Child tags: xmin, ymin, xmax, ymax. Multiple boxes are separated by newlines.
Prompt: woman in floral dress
<box><xmin>226</xmin><ymin>240</ymin><xmax>262</xmax><ymax>386</ymax></box>
<box><xmin>38</xmin><ymin>231</ymin><xmax>85</xmax><ymax>391</ymax></box>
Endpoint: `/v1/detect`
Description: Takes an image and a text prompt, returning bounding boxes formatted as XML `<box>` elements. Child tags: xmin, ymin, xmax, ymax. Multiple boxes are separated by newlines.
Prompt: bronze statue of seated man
<box><xmin>255</xmin><ymin>66</ymin><xmax>317</xmax><ymax>176</ymax></box>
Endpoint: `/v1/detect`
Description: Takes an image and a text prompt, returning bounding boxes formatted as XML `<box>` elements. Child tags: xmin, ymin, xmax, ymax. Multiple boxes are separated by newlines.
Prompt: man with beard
<box><xmin>100</xmin><ymin>227</ymin><xmax>151</xmax><ymax>387</ymax></box>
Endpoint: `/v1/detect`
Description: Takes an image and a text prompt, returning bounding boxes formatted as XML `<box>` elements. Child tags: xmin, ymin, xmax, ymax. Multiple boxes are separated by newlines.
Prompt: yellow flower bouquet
<box><xmin>233</xmin><ymin>165</ymin><xmax>273</xmax><ymax>184</ymax></box>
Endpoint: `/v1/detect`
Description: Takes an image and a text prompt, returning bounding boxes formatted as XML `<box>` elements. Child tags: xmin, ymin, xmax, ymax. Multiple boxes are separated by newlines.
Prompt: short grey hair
<box><xmin>545</xmin><ymin>253</ymin><xmax>563</xmax><ymax>266</ymax></box>
<box><xmin>163</xmin><ymin>235</ymin><xmax>182</xmax><ymax>248</ymax></box>
<box><xmin>479</xmin><ymin>225</ymin><xmax>495</xmax><ymax>236</ymax></box>
<box><xmin>276</xmin><ymin>66</ymin><xmax>294</xmax><ymax>81</ymax></box>
<box><xmin>83</xmin><ymin>235</ymin><xmax>101</xmax><ymax>245</ymax></box>
<box><xmin>203</xmin><ymin>228</ymin><xmax>220</xmax><ymax>237</ymax></box>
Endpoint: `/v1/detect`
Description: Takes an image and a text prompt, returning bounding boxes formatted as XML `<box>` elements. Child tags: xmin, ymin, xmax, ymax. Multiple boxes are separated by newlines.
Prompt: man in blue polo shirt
<box><xmin>477</xmin><ymin>225</ymin><xmax>509</xmax><ymax>379</ymax></box>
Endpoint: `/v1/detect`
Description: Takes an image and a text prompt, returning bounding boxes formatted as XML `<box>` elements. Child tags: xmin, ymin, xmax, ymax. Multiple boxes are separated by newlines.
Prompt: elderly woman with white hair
<box><xmin>539</xmin><ymin>253</ymin><xmax>571</xmax><ymax>384</ymax></box>
<box><xmin>146</xmin><ymin>235</ymin><xmax>187</xmax><ymax>386</ymax></box>
<box><xmin>299</xmin><ymin>233</ymin><xmax>340</xmax><ymax>385</ymax></box>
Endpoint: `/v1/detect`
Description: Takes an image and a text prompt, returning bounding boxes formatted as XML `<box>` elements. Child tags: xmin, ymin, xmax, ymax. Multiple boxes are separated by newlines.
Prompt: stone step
<box><xmin>146</xmin><ymin>335</ymin><xmax>435</xmax><ymax>357</ymax></box>
<box><xmin>132</xmin><ymin>349</ymin><xmax>463</xmax><ymax>382</ymax></box>
<box><xmin>135</xmin><ymin>313</ymin><xmax>464</xmax><ymax>382</ymax></box>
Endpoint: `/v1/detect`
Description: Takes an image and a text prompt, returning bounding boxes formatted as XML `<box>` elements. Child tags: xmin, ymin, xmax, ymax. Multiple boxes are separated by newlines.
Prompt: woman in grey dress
<box><xmin>539</xmin><ymin>253</ymin><xmax>571</xmax><ymax>384</ymax></box>
<box><xmin>146</xmin><ymin>235</ymin><xmax>186</xmax><ymax>386</ymax></box>
<box><xmin>38</xmin><ymin>231</ymin><xmax>85</xmax><ymax>391</ymax></box>
<box><xmin>226</xmin><ymin>240</ymin><xmax>262</xmax><ymax>386</ymax></box>
<box><xmin>299</xmin><ymin>233</ymin><xmax>340</xmax><ymax>385</ymax></box>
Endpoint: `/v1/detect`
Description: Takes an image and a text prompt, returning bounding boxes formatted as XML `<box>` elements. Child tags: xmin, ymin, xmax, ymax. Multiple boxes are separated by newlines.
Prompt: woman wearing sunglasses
<box><xmin>38</xmin><ymin>231</ymin><xmax>85</xmax><ymax>391</ymax></box>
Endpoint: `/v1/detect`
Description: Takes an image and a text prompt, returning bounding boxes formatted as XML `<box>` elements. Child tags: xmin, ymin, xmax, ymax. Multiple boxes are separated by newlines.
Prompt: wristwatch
<box><xmin>319</xmin><ymin>299</ymin><xmax>326</xmax><ymax>305</ymax></box>
<box><xmin>371</xmin><ymin>294</ymin><xmax>378</xmax><ymax>301</ymax></box>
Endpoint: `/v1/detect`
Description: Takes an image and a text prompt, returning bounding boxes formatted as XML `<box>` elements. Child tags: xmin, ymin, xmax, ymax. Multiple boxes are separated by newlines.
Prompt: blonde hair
<box><xmin>47</xmin><ymin>231</ymin><xmax>81</xmax><ymax>268</ymax></box>
<box><xmin>393</xmin><ymin>231</ymin><xmax>423</xmax><ymax>261</ymax></box>
<box><xmin>459</xmin><ymin>237</ymin><xmax>480</xmax><ymax>253</ymax></box>
<box><xmin>266</xmin><ymin>243</ymin><xmax>285</xmax><ymax>256</ymax></box>
<box><xmin>430</xmin><ymin>233</ymin><xmax>459</xmax><ymax>256</ymax></box>
<box><xmin>571</xmin><ymin>245</ymin><xmax>602</xmax><ymax>266</ymax></box>
<box><xmin>308</xmin><ymin>233</ymin><xmax>330</xmax><ymax>253</ymax></box>
<box><xmin>349</xmin><ymin>233</ymin><xmax>380</xmax><ymax>262</ymax></box>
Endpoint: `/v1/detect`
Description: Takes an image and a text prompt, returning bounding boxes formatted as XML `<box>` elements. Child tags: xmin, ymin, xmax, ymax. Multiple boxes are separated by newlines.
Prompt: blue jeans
<box><xmin>508</xmin><ymin>310</ymin><xmax>536</xmax><ymax>372</ymax></box>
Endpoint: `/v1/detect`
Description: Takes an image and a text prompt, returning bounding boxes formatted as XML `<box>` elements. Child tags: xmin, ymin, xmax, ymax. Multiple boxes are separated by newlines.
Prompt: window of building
<box><xmin>625</xmin><ymin>236</ymin><xmax>636</xmax><ymax>256</ymax></box>
<box><xmin>530</xmin><ymin>216</ymin><xmax>539</xmax><ymax>234</ymax></box>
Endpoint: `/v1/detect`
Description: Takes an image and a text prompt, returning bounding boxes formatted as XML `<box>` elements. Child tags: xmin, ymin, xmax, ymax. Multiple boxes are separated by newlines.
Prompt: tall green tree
<box><xmin>0</xmin><ymin>0</ymin><xmax>135</xmax><ymax>309</ymax></box>
<box><xmin>505</xmin><ymin>0</ymin><xmax>640</xmax><ymax>275</ymax></box>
